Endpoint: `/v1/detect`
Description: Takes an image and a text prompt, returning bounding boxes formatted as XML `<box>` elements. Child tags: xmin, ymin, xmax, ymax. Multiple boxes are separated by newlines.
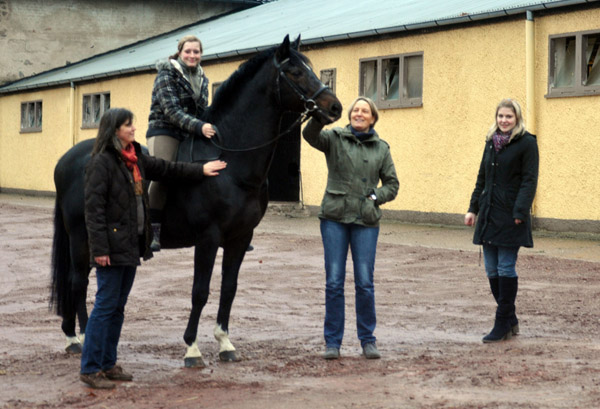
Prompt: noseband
<box><xmin>207</xmin><ymin>55</ymin><xmax>331</xmax><ymax>153</ymax></box>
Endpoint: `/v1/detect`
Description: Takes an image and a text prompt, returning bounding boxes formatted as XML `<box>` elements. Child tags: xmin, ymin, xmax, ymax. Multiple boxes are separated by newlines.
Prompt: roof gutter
<box><xmin>0</xmin><ymin>65</ymin><xmax>156</xmax><ymax>95</ymax></box>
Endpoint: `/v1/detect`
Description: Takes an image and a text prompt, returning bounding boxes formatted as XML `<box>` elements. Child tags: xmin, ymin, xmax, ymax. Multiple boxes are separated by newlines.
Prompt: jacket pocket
<box><xmin>107</xmin><ymin>222</ymin><xmax>129</xmax><ymax>255</ymax></box>
<box><xmin>361</xmin><ymin>198</ymin><xmax>382</xmax><ymax>225</ymax></box>
<box><xmin>321</xmin><ymin>189</ymin><xmax>346</xmax><ymax>220</ymax></box>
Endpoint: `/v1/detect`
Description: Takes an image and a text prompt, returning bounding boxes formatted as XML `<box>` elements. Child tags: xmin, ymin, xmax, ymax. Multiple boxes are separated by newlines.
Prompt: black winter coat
<box><xmin>468</xmin><ymin>131</ymin><xmax>539</xmax><ymax>248</ymax></box>
<box><xmin>84</xmin><ymin>141</ymin><xmax>206</xmax><ymax>266</ymax></box>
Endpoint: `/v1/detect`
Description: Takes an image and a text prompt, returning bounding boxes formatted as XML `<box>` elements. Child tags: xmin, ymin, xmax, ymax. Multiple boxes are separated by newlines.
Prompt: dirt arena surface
<box><xmin>1</xmin><ymin>194</ymin><xmax>600</xmax><ymax>409</ymax></box>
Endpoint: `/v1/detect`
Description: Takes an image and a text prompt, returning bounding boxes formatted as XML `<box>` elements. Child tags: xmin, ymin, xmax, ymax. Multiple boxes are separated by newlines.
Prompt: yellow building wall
<box><xmin>534</xmin><ymin>8</ymin><xmax>600</xmax><ymax>221</ymax></box>
<box><xmin>1</xmin><ymin>8</ymin><xmax>599</xmax><ymax>227</ymax></box>
<box><xmin>0</xmin><ymin>73</ymin><xmax>157</xmax><ymax>192</ymax></box>
<box><xmin>0</xmin><ymin>88</ymin><xmax>73</xmax><ymax>192</ymax></box>
<box><xmin>302</xmin><ymin>20</ymin><xmax>527</xmax><ymax>218</ymax></box>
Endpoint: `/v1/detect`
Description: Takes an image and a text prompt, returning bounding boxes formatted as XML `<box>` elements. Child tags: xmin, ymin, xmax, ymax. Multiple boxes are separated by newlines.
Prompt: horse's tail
<box><xmin>49</xmin><ymin>199</ymin><xmax>72</xmax><ymax>317</ymax></box>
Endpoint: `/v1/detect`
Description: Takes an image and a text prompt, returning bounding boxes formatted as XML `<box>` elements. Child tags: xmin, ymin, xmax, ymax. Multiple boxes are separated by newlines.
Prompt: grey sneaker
<box><xmin>80</xmin><ymin>372</ymin><xmax>115</xmax><ymax>389</ymax></box>
<box><xmin>323</xmin><ymin>347</ymin><xmax>340</xmax><ymax>360</ymax></box>
<box><xmin>362</xmin><ymin>342</ymin><xmax>381</xmax><ymax>359</ymax></box>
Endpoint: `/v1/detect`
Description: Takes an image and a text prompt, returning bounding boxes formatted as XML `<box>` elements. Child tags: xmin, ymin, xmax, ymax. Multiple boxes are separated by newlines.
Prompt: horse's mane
<box><xmin>203</xmin><ymin>45</ymin><xmax>310</xmax><ymax>123</ymax></box>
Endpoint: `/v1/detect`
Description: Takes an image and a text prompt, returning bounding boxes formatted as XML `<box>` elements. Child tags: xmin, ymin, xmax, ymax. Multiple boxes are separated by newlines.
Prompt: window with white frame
<box><xmin>82</xmin><ymin>92</ymin><xmax>110</xmax><ymax>127</ymax></box>
<box><xmin>20</xmin><ymin>100</ymin><xmax>42</xmax><ymax>132</ymax></box>
<box><xmin>360</xmin><ymin>52</ymin><xmax>423</xmax><ymax>109</ymax></box>
<box><xmin>547</xmin><ymin>30</ymin><xmax>600</xmax><ymax>97</ymax></box>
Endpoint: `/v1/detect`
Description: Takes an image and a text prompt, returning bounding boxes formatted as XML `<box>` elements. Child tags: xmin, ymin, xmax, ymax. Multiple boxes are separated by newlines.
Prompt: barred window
<box><xmin>82</xmin><ymin>92</ymin><xmax>110</xmax><ymax>127</ymax></box>
<box><xmin>360</xmin><ymin>52</ymin><xmax>423</xmax><ymax>109</ymax></box>
<box><xmin>547</xmin><ymin>30</ymin><xmax>600</xmax><ymax>98</ymax></box>
<box><xmin>20</xmin><ymin>100</ymin><xmax>42</xmax><ymax>132</ymax></box>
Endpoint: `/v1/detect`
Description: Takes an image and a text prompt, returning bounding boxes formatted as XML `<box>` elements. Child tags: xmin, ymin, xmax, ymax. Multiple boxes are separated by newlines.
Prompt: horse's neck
<box><xmin>215</xmin><ymin>70</ymin><xmax>284</xmax><ymax>184</ymax></box>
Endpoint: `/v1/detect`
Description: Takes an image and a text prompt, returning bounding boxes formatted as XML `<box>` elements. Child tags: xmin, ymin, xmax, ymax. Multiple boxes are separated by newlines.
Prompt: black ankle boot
<box><xmin>488</xmin><ymin>277</ymin><xmax>519</xmax><ymax>335</ymax></box>
<box><xmin>483</xmin><ymin>277</ymin><xmax>518</xmax><ymax>343</ymax></box>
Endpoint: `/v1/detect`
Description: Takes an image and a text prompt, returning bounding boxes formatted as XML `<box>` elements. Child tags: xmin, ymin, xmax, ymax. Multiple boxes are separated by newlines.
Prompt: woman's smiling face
<box><xmin>180</xmin><ymin>41</ymin><xmax>202</xmax><ymax>68</ymax></box>
<box><xmin>496</xmin><ymin>107</ymin><xmax>517</xmax><ymax>133</ymax></box>
<box><xmin>350</xmin><ymin>100</ymin><xmax>375</xmax><ymax>132</ymax></box>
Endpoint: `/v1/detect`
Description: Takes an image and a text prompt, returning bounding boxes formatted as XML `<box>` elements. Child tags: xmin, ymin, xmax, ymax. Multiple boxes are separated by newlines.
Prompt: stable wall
<box><xmin>301</xmin><ymin>9</ymin><xmax>600</xmax><ymax>231</ymax></box>
<box><xmin>1</xmin><ymin>7</ymin><xmax>599</xmax><ymax>232</ymax></box>
<box><xmin>301</xmin><ymin>19</ymin><xmax>526</xmax><ymax>223</ymax></box>
<box><xmin>0</xmin><ymin>73</ymin><xmax>156</xmax><ymax>192</ymax></box>
<box><xmin>534</xmin><ymin>8</ymin><xmax>600</xmax><ymax>227</ymax></box>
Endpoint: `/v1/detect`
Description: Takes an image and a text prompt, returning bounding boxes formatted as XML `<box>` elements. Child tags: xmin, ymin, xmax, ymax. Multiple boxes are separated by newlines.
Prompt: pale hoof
<box><xmin>219</xmin><ymin>350</ymin><xmax>241</xmax><ymax>362</ymax></box>
<box><xmin>184</xmin><ymin>356</ymin><xmax>206</xmax><ymax>368</ymax></box>
<box><xmin>65</xmin><ymin>343</ymin><xmax>82</xmax><ymax>354</ymax></box>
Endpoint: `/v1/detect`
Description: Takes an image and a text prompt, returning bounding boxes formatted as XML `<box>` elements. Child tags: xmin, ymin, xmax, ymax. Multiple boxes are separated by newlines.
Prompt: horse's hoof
<box><xmin>184</xmin><ymin>357</ymin><xmax>206</xmax><ymax>368</ymax></box>
<box><xmin>65</xmin><ymin>343</ymin><xmax>82</xmax><ymax>354</ymax></box>
<box><xmin>219</xmin><ymin>350</ymin><xmax>241</xmax><ymax>362</ymax></box>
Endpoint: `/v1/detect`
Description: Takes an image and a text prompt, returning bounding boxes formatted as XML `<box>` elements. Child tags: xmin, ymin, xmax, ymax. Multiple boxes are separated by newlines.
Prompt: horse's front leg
<box><xmin>215</xmin><ymin>234</ymin><xmax>252</xmax><ymax>362</ymax></box>
<box><xmin>183</xmin><ymin>243</ymin><xmax>218</xmax><ymax>368</ymax></box>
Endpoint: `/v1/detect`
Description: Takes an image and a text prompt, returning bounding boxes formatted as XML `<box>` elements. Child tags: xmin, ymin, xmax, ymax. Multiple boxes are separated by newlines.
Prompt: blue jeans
<box><xmin>482</xmin><ymin>244</ymin><xmax>519</xmax><ymax>278</ymax></box>
<box><xmin>81</xmin><ymin>265</ymin><xmax>136</xmax><ymax>374</ymax></box>
<box><xmin>320</xmin><ymin>219</ymin><xmax>379</xmax><ymax>348</ymax></box>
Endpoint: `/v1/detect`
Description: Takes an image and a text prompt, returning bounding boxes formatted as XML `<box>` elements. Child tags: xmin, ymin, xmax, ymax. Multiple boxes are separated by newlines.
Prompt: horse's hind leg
<box><xmin>183</xmin><ymin>243</ymin><xmax>218</xmax><ymax>368</ymax></box>
<box><xmin>214</xmin><ymin>235</ymin><xmax>252</xmax><ymax>362</ymax></box>
<box><xmin>64</xmin><ymin>229</ymin><xmax>90</xmax><ymax>353</ymax></box>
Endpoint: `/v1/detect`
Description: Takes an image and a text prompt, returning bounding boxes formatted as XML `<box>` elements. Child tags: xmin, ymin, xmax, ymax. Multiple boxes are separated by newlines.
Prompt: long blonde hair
<box><xmin>485</xmin><ymin>99</ymin><xmax>526</xmax><ymax>141</ymax></box>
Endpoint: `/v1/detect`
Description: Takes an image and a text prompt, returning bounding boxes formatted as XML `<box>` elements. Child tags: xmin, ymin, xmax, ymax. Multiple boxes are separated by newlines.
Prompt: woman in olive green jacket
<box><xmin>303</xmin><ymin>97</ymin><xmax>399</xmax><ymax>360</ymax></box>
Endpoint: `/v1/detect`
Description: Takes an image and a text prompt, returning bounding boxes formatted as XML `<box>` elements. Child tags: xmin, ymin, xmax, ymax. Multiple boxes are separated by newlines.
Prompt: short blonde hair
<box><xmin>347</xmin><ymin>96</ymin><xmax>379</xmax><ymax>127</ymax></box>
<box><xmin>486</xmin><ymin>98</ymin><xmax>526</xmax><ymax>141</ymax></box>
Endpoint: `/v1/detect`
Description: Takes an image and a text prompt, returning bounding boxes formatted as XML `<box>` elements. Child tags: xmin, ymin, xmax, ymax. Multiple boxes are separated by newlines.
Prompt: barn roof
<box><xmin>1</xmin><ymin>0</ymin><xmax>596</xmax><ymax>94</ymax></box>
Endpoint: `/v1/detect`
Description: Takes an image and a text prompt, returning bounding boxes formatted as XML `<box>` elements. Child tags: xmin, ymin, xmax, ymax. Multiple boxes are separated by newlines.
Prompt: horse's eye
<box><xmin>288</xmin><ymin>68</ymin><xmax>303</xmax><ymax>78</ymax></box>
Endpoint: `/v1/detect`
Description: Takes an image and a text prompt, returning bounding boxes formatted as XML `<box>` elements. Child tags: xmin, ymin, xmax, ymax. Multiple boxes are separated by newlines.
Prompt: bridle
<box><xmin>206</xmin><ymin>55</ymin><xmax>331</xmax><ymax>153</ymax></box>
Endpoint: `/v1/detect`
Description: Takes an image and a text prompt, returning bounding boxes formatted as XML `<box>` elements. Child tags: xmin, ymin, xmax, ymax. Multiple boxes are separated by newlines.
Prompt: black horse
<box><xmin>50</xmin><ymin>35</ymin><xmax>342</xmax><ymax>366</ymax></box>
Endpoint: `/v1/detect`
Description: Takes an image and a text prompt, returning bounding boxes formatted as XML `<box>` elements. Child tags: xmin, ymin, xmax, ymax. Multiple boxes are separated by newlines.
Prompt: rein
<box><xmin>201</xmin><ymin>56</ymin><xmax>330</xmax><ymax>153</ymax></box>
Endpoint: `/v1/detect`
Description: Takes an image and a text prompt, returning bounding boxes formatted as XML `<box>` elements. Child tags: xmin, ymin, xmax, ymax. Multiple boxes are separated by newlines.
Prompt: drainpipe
<box><xmin>69</xmin><ymin>81</ymin><xmax>76</xmax><ymax>146</ymax></box>
<box><xmin>525</xmin><ymin>10</ymin><xmax>537</xmax><ymax>221</ymax></box>
<box><xmin>525</xmin><ymin>10</ymin><xmax>536</xmax><ymax>135</ymax></box>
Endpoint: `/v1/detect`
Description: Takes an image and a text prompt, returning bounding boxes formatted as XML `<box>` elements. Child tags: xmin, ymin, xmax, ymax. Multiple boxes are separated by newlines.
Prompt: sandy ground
<box><xmin>1</xmin><ymin>194</ymin><xmax>600</xmax><ymax>409</ymax></box>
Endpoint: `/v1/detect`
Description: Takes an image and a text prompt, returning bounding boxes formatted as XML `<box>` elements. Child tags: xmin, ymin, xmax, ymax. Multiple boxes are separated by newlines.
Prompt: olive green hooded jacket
<box><xmin>303</xmin><ymin>119</ymin><xmax>399</xmax><ymax>227</ymax></box>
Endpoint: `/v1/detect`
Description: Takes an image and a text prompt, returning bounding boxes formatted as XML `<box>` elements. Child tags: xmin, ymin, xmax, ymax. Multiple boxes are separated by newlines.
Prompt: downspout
<box><xmin>526</xmin><ymin>11</ymin><xmax>536</xmax><ymax>135</ymax></box>
<box><xmin>525</xmin><ymin>10</ymin><xmax>537</xmax><ymax>220</ymax></box>
<box><xmin>69</xmin><ymin>81</ymin><xmax>76</xmax><ymax>146</ymax></box>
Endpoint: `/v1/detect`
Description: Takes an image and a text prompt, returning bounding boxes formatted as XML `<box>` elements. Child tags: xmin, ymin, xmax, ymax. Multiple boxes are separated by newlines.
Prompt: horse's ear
<box><xmin>291</xmin><ymin>35</ymin><xmax>301</xmax><ymax>51</ymax></box>
<box><xmin>276</xmin><ymin>35</ymin><xmax>291</xmax><ymax>62</ymax></box>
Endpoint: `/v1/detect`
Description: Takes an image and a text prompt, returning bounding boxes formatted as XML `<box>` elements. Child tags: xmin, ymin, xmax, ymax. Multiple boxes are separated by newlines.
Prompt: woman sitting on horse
<box><xmin>80</xmin><ymin>108</ymin><xmax>225</xmax><ymax>389</ymax></box>
<box><xmin>146</xmin><ymin>35</ymin><xmax>216</xmax><ymax>251</ymax></box>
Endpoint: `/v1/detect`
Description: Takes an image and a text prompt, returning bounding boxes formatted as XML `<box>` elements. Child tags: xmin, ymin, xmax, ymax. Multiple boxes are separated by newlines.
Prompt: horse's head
<box><xmin>274</xmin><ymin>35</ymin><xmax>342</xmax><ymax>124</ymax></box>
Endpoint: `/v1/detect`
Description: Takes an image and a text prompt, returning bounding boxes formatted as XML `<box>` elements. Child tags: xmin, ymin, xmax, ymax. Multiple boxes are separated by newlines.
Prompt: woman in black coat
<box><xmin>465</xmin><ymin>99</ymin><xmax>539</xmax><ymax>343</ymax></box>
<box><xmin>80</xmin><ymin>108</ymin><xmax>225</xmax><ymax>389</ymax></box>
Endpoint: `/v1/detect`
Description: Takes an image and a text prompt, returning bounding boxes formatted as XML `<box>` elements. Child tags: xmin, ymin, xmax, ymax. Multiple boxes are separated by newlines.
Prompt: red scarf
<box><xmin>121</xmin><ymin>144</ymin><xmax>143</xmax><ymax>195</ymax></box>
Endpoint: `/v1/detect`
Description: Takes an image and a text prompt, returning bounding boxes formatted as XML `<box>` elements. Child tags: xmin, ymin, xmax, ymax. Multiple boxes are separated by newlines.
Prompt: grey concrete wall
<box><xmin>0</xmin><ymin>0</ymin><xmax>243</xmax><ymax>85</ymax></box>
